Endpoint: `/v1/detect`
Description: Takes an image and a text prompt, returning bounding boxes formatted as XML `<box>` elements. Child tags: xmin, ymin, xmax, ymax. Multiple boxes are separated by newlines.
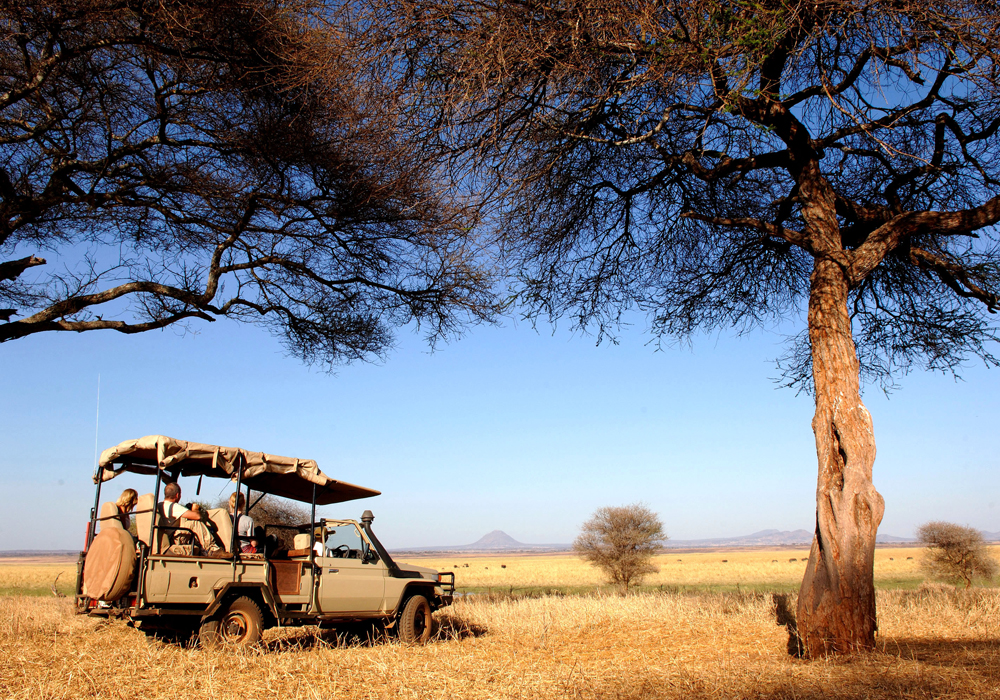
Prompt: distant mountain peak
<box><xmin>469</xmin><ymin>530</ymin><xmax>524</xmax><ymax>549</ymax></box>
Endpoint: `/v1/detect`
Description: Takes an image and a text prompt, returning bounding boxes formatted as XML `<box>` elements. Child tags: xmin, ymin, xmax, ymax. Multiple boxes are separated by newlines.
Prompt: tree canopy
<box><xmin>0</xmin><ymin>0</ymin><xmax>493</xmax><ymax>361</ymax></box>
<box><xmin>391</xmin><ymin>0</ymin><xmax>1000</xmax><ymax>383</ymax></box>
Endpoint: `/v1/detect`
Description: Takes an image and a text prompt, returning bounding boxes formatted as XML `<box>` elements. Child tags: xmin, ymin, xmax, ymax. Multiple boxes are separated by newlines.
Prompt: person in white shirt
<box><xmin>159</xmin><ymin>482</ymin><xmax>203</xmax><ymax>545</ymax></box>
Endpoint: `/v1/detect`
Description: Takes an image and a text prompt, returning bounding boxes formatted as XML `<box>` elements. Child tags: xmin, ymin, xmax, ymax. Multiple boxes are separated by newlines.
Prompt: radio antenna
<box><xmin>92</xmin><ymin>374</ymin><xmax>101</xmax><ymax>478</ymax></box>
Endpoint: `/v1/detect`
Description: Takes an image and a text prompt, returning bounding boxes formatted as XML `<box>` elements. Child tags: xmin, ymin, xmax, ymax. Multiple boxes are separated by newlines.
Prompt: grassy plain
<box><xmin>0</xmin><ymin>548</ymin><xmax>928</xmax><ymax>597</ymax></box>
<box><xmin>0</xmin><ymin>556</ymin><xmax>77</xmax><ymax>597</ymax></box>
<box><xmin>2</xmin><ymin>550</ymin><xmax>999</xmax><ymax>699</ymax></box>
<box><xmin>401</xmin><ymin>547</ymin><xmax>927</xmax><ymax>594</ymax></box>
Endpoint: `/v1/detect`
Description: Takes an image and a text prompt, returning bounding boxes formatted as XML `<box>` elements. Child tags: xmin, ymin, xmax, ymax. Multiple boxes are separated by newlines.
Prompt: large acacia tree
<box><xmin>386</xmin><ymin>0</ymin><xmax>1000</xmax><ymax>654</ymax></box>
<box><xmin>0</xmin><ymin>0</ymin><xmax>492</xmax><ymax>361</ymax></box>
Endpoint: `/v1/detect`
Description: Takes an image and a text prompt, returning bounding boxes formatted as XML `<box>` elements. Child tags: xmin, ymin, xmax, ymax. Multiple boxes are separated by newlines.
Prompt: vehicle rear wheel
<box><xmin>200</xmin><ymin>596</ymin><xmax>263</xmax><ymax>648</ymax></box>
<box><xmin>398</xmin><ymin>594</ymin><xmax>432</xmax><ymax>645</ymax></box>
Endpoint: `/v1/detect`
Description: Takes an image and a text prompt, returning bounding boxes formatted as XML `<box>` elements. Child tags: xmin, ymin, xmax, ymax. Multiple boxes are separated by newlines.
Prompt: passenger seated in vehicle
<box><xmin>228</xmin><ymin>492</ymin><xmax>257</xmax><ymax>553</ymax></box>
<box><xmin>158</xmin><ymin>482</ymin><xmax>204</xmax><ymax>547</ymax></box>
<box><xmin>115</xmin><ymin>489</ymin><xmax>138</xmax><ymax>530</ymax></box>
<box><xmin>98</xmin><ymin>489</ymin><xmax>137</xmax><ymax>533</ymax></box>
<box><xmin>262</xmin><ymin>532</ymin><xmax>279</xmax><ymax>558</ymax></box>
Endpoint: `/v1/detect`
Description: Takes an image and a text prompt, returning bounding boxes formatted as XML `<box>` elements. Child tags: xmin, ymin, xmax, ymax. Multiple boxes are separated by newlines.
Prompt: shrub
<box><xmin>215</xmin><ymin>494</ymin><xmax>311</xmax><ymax>549</ymax></box>
<box><xmin>573</xmin><ymin>503</ymin><xmax>667</xmax><ymax>593</ymax></box>
<box><xmin>916</xmin><ymin>521</ymin><xmax>998</xmax><ymax>589</ymax></box>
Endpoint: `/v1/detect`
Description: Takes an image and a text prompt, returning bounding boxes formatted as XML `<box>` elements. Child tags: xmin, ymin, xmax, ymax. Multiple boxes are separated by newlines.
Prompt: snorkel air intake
<box><xmin>359</xmin><ymin>510</ymin><xmax>421</xmax><ymax>578</ymax></box>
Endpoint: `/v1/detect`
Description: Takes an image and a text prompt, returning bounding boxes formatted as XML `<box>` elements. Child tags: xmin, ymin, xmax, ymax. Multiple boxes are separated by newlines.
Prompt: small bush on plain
<box><xmin>917</xmin><ymin>521</ymin><xmax>998</xmax><ymax>589</ymax></box>
<box><xmin>573</xmin><ymin>503</ymin><xmax>667</xmax><ymax>592</ymax></box>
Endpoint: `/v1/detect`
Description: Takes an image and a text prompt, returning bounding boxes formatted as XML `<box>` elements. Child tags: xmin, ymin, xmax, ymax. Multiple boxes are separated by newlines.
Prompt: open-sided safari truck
<box><xmin>76</xmin><ymin>435</ymin><xmax>454</xmax><ymax>646</ymax></box>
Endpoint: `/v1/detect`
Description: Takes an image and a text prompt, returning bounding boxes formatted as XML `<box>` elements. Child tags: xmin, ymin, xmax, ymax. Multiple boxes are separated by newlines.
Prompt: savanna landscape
<box><xmin>4</xmin><ymin>1</ymin><xmax>1000</xmax><ymax>697</ymax></box>
<box><xmin>3</xmin><ymin>548</ymin><xmax>999</xmax><ymax>700</ymax></box>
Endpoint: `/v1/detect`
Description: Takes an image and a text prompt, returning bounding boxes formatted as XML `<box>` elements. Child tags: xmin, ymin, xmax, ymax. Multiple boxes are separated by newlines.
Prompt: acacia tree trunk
<box><xmin>796</xmin><ymin>256</ymin><xmax>885</xmax><ymax>656</ymax></box>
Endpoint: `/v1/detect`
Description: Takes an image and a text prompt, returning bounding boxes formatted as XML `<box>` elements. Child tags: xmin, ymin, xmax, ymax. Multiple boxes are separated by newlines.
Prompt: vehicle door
<box><xmin>316</xmin><ymin>523</ymin><xmax>387</xmax><ymax>613</ymax></box>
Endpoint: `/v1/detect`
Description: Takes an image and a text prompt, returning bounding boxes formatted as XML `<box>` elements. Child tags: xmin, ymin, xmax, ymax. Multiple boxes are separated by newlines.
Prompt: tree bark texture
<box><xmin>797</xmin><ymin>256</ymin><xmax>885</xmax><ymax>656</ymax></box>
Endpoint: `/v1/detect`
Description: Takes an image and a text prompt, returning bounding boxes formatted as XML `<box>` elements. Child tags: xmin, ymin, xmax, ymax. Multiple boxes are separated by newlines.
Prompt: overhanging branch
<box><xmin>680</xmin><ymin>211</ymin><xmax>811</xmax><ymax>250</ymax></box>
<box><xmin>0</xmin><ymin>255</ymin><xmax>45</xmax><ymax>282</ymax></box>
<box><xmin>909</xmin><ymin>247</ymin><xmax>999</xmax><ymax>312</ymax></box>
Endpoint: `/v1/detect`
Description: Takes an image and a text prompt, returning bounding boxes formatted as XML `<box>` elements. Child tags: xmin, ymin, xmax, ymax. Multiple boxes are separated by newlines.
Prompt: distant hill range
<box><xmin>392</xmin><ymin>530</ymin><xmax>566</xmax><ymax>553</ymax></box>
<box><xmin>7</xmin><ymin>529</ymin><xmax>997</xmax><ymax>557</ymax></box>
<box><xmin>670</xmin><ymin>529</ymin><xmax>817</xmax><ymax>548</ymax></box>
<box><xmin>669</xmin><ymin>529</ymin><xmax>916</xmax><ymax>547</ymax></box>
<box><xmin>389</xmin><ymin>527</ymin><xmax>991</xmax><ymax>553</ymax></box>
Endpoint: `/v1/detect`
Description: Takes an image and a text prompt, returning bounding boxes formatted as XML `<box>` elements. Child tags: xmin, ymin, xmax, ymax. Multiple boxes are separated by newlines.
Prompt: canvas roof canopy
<box><xmin>97</xmin><ymin>435</ymin><xmax>380</xmax><ymax>505</ymax></box>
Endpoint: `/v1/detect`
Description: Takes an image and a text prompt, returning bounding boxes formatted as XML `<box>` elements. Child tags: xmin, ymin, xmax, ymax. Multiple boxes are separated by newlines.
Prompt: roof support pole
<box><xmin>231</xmin><ymin>453</ymin><xmax>244</xmax><ymax>579</ymax></box>
<box><xmin>308</xmin><ymin>482</ymin><xmax>317</xmax><ymax>614</ymax></box>
<box><xmin>137</xmin><ymin>468</ymin><xmax>164</xmax><ymax>607</ymax></box>
<box><xmin>149</xmin><ymin>469</ymin><xmax>163</xmax><ymax>554</ymax></box>
<box><xmin>85</xmin><ymin>469</ymin><xmax>103</xmax><ymax>552</ymax></box>
<box><xmin>248</xmin><ymin>491</ymin><xmax>266</xmax><ymax>512</ymax></box>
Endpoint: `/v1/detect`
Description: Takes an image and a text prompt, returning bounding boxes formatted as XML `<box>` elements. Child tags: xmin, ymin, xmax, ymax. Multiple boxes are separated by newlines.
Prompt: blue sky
<box><xmin>1</xmin><ymin>311</ymin><xmax>998</xmax><ymax>551</ymax></box>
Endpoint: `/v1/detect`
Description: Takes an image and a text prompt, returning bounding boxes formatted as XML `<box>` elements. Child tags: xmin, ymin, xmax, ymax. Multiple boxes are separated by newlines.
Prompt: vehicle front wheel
<box><xmin>398</xmin><ymin>594</ymin><xmax>433</xmax><ymax>645</ymax></box>
<box><xmin>200</xmin><ymin>596</ymin><xmax>263</xmax><ymax>648</ymax></box>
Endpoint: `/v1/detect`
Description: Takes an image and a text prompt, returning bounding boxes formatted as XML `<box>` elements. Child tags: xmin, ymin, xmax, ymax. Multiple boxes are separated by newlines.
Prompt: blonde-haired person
<box><xmin>229</xmin><ymin>492</ymin><xmax>256</xmax><ymax>553</ymax></box>
<box><xmin>116</xmin><ymin>488</ymin><xmax>138</xmax><ymax>529</ymax></box>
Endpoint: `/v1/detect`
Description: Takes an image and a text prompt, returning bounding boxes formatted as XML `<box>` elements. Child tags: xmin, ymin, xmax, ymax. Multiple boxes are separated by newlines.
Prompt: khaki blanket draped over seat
<box><xmin>135</xmin><ymin>493</ymin><xmax>233</xmax><ymax>554</ymax></box>
<box><xmin>134</xmin><ymin>493</ymin><xmax>235</xmax><ymax>554</ymax></box>
<box><xmin>181</xmin><ymin>508</ymin><xmax>233</xmax><ymax>553</ymax></box>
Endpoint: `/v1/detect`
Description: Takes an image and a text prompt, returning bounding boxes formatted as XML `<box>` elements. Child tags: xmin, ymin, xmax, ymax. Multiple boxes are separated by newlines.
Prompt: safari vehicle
<box><xmin>76</xmin><ymin>435</ymin><xmax>454</xmax><ymax>646</ymax></box>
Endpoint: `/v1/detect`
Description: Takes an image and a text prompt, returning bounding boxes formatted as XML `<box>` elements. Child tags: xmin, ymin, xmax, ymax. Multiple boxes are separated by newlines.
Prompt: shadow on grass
<box><xmin>258</xmin><ymin>614</ymin><xmax>489</xmax><ymax>651</ymax></box>
<box><xmin>753</xmin><ymin>640</ymin><xmax>1000</xmax><ymax>700</ymax></box>
<box><xmin>434</xmin><ymin>613</ymin><xmax>488</xmax><ymax>641</ymax></box>
<box><xmin>571</xmin><ymin>638</ymin><xmax>1000</xmax><ymax>700</ymax></box>
<box><xmin>264</xmin><ymin>622</ymin><xmax>395</xmax><ymax>650</ymax></box>
<box><xmin>878</xmin><ymin>636</ymin><xmax>1000</xmax><ymax>667</ymax></box>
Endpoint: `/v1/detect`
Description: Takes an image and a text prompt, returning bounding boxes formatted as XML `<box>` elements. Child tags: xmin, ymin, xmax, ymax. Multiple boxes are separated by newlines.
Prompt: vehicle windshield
<box><xmin>323</xmin><ymin>522</ymin><xmax>374</xmax><ymax>560</ymax></box>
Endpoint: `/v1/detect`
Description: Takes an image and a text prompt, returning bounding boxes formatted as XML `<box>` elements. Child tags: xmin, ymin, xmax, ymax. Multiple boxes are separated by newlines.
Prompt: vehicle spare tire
<box><xmin>82</xmin><ymin>528</ymin><xmax>136</xmax><ymax>601</ymax></box>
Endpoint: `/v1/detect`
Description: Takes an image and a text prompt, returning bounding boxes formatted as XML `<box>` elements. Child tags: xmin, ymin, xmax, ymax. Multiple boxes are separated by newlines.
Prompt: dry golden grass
<box><xmin>405</xmin><ymin>547</ymin><xmax>928</xmax><ymax>591</ymax></box>
<box><xmin>1</xmin><ymin>586</ymin><xmax>999</xmax><ymax>699</ymax></box>
<box><xmin>2</xmin><ymin>551</ymin><xmax>998</xmax><ymax>699</ymax></box>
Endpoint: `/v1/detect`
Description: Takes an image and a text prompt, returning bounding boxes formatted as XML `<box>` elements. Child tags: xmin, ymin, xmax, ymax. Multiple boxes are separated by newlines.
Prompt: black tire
<box><xmin>398</xmin><ymin>594</ymin><xmax>433</xmax><ymax>645</ymax></box>
<box><xmin>200</xmin><ymin>596</ymin><xmax>263</xmax><ymax>648</ymax></box>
